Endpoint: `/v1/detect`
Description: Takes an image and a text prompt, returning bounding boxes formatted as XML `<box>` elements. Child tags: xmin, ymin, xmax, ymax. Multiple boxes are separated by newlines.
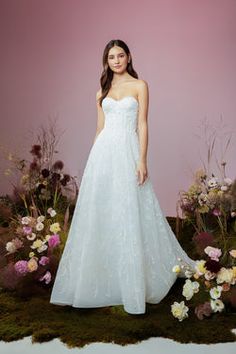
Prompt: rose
<box><xmin>27</xmin><ymin>258</ymin><xmax>38</xmax><ymax>272</ymax></box>
<box><xmin>48</xmin><ymin>234</ymin><xmax>60</xmax><ymax>248</ymax></box>
<box><xmin>6</xmin><ymin>241</ymin><xmax>17</xmax><ymax>254</ymax></box>
<box><xmin>217</xmin><ymin>267</ymin><xmax>234</xmax><ymax>285</ymax></box>
<box><xmin>39</xmin><ymin>256</ymin><xmax>50</xmax><ymax>266</ymax></box>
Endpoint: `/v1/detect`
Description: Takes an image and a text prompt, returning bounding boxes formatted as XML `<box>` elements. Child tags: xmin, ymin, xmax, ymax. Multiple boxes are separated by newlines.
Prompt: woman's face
<box><xmin>107</xmin><ymin>46</ymin><xmax>130</xmax><ymax>73</ymax></box>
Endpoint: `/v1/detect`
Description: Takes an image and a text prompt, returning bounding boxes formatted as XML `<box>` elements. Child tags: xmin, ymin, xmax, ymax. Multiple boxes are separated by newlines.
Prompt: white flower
<box><xmin>210</xmin><ymin>299</ymin><xmax>225</xmax><ymax>313</ymax></box>
<box><xmin>217</xmin><ymin>267</ymin><xmax>234</xmax><ymax>285</ymax></box>
<box><xmin>36</xmin><ymin>222</ymin><xmax>44</xmax><ymax>231</ymax></box>
<box><xmin>208</xmin><ymin>177</ymin><xmax>218</xmax><ymax>188</ymax></box>
<box><xmin>6</xmin><ymin>241</ymin><xmax>17</xmax><ymax>254</ymax></box>
<box><xmin>27</xmin><ymin>232</ymin><xmax>37</xmax><ymax>241</ymax></box>
<box><xmin>198</xmin><ymin>193</ymin><xmax>208</xmax><ymax>206</ymax></box>
<box><xmin>210</xmin><ymin>286</ymin><xmax>223</xmax><ymax>299</ymax></box>
<box><xmin>37</xmin><ymin>244</ymin><xmax>48</xmax><ymax>253</ymax></box>
<box><xmin>37</xmin><ymin>215</ymin><xmax>45</xmax><ymax>223</ymax></box>
<box><xmin>182</xmin><ymin>279</ymin><xmax>200</xmax><ymax>300</ymax></box>
<box><xmin>184</xmin><ymin>269</ymin><xmax>194</xmax><ymax>278</ymax></box>
<box><xmin>171</xmin><ymin>301</ymin><xmax>189</xmax><ymax>321</ymax></box>
<box><xmin>21</xmin><ymin>216</ymin><xmax>31</xmax><ymax>225</ymax></box>
<box><xmin>47</xmin><ymin>207</ymin><xmax>57</xmax><ymax>217</ymax></box>
<box><xmin>221</xmin><ymin>185</ymin><xmax>228</xmax><ymax>191</ymax></box>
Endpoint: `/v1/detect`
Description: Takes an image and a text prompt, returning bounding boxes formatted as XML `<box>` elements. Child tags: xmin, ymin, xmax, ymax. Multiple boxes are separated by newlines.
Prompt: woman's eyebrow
<box><xmin>108</xmin><ymin>53</ymin><xmax>124</xmax><ymax>56</ymax></box>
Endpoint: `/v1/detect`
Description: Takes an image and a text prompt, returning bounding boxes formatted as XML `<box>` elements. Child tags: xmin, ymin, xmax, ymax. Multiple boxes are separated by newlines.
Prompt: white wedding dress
<box><xmin>50</xmin><ymin>96</ymin><xmax>196</xmax><ymax>314</ymax></box>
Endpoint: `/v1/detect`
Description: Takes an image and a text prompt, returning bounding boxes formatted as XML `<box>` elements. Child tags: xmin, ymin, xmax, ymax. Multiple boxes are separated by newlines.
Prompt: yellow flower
<box><xmin>217</xmin><ymin>267</ymin><xmax>234</xmax><ymax>285</ymax></box>
<box><xmin>50</xmin><ymin>222</ymin><xmax>61</xmax><ymax>233</ymax></box>
<box><xmin>29</xmin><ymin>252</ymin><xmax>35</xmax><ymax>258</ymax></box>
<box><xmin>172</xmin><ymin>265</ymin><xmax>181</xmax><ymax>274</ymax></box>
<box><xmin>31</xmin><ymin>239</ymin><xmax>44</xmax><ymax>249</ymax></box>
<box><xmin>198</xmin><ymin>205</ymin><xmax>209</xmax><ymax>213</ymax></box>
<box><xmin>195</xmin><ymin>260</ymin><xmax>207</xmax><ymax>275</ymax></box>
<box><xmin>45</xmin><ymin>234</ymin><xmax>51</xmax><ymax>241</ymax></box>
<box><xmin>171</xmin><ymin>301</ymin><xmax>189</xmax><ymax>321</ymax></box>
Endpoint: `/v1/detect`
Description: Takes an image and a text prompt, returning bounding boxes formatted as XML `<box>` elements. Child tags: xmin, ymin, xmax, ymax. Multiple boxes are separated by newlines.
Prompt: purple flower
<box><xmin>14</xmin><ymin>260</ymin><xmax>28</xmax><ymax>276</ymax></box>
<box><xmin>39</xmin><ymin>256</ymin><xmax>50</xmax><ymax>266</ymax></box>
<box><xmin>205</xmin><ymin>259</ymin><xmax>221</xmax><ymax>273</ymax></box>
<box><xmin>48</xmin><ymin>234</ymin><xmax>60</xmax><ymax>248</ymax></box>
<box><xmin>39</xmin><ymin>271</ymin><xmax>51</xmax><ymax>284</ymax></box>
<box><xmin>23</xmin><ymin>226</ymin><xmax>32</xmax><ymax>235</ymax></box>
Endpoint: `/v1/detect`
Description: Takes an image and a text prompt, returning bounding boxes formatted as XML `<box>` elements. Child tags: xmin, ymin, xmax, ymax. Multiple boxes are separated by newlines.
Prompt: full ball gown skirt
<box><xmin>50</xmin><ymin>96</ymin><xmax>196</xmax><ymax>314</ymax></box>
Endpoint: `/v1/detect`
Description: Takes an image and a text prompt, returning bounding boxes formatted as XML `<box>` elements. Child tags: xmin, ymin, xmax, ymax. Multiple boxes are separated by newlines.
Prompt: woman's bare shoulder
<box><xmin>136</xmin><ymin>79</ymin><xmax>148</xmax><ymax>87</ymax></box>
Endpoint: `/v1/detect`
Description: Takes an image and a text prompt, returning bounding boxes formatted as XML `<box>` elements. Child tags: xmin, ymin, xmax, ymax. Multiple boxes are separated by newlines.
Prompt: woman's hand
<box><xmin>136</xmin><ymin>160</ymin><xmax>148</xmax><ymax>185</ymax></box>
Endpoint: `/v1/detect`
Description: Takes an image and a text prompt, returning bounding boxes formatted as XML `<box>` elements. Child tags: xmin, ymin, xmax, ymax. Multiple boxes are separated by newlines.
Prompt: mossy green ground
<box><xmin>0</xmin><ymin>217</ymin><xmax>236</xmax><ymax>349</ymax></box>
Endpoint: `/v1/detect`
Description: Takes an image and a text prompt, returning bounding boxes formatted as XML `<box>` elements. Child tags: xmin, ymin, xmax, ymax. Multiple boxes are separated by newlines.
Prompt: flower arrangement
<box><xmin>175</xmin><ymin>118</ymin><xmax>236</xmax><ymax>260</ymax></box>
<box><xmin>171</xmin><ymin>246</ymin><xmax>236</xmax><ymax>321</ymax></box>
<box><xmin>0</xmin><ymin>118</ymin><xmax>78</xmax><ymax>221</ymax></box>
<box><xmin>0</xmin><ymin>119</ymin><xmax>80</xmax><ymax>294</ymax></box>
<box><xmin>0</xmin><ymin>207</ymin><xmax>63</xmax><ymax>292</ymax></box>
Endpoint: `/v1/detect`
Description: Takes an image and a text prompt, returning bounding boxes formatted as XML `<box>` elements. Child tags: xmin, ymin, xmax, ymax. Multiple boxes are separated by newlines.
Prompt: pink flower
<box><xmin>39</xmin><ymin>256</ymin><xmax>50</xmax><ymax>266</ymax></box>
<box><xmin>14</xmin><ymin>260</ymin><xmax>28</xmax><ymax>276</ymax></box>
<box><xmin>48</xmin><ymin>234</ymin><xmax>60</xmax><ymax>248</ymax></box>
<box><xmin>204</xmin><ymin>246</ymin><xmax>222</xmax><ymax>262</ymax></box>
<box><xmin>212</xmin><ymin>208</ymin><xmax>221</xmax><ymax>216</ymax></box>
<box><xmin>23</xmin><ymin>226</ymin><xmax>32</xmax><ymax>235</ymax></box>
<box><xmin>39</xmin><ymin>271</ymin><xmax>51</xmax><ymax>284</ymax></box>
<box><xmin>195</xmin><ymin>302</ymin><xmax>212</xmax><ymax>320</ymax></box>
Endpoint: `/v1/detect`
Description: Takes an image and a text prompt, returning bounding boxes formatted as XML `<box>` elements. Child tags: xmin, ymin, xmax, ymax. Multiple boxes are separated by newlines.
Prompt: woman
<box><xmin>50</xmin><ymin>39</ymin><xmax>196</xmax><ymax>314</ymax></box>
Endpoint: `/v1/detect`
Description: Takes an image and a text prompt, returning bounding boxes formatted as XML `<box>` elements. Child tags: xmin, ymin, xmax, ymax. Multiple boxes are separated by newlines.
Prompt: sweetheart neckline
<box><xmin>104</xmin><ymin>95</ymin><xmax>139</xmax><ymax>105</ymax></box>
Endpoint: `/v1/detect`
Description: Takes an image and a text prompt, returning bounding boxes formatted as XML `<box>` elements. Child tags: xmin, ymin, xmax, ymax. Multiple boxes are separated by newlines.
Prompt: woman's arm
<box><xmin>93</xmin><ymin>90</ymin><xmax>105</xmax><ymax>144</ymax></box>
<box><xmin>136</xmin><ymin>80</ymin><xmax>149</xmax><ymax>185</ymax></box>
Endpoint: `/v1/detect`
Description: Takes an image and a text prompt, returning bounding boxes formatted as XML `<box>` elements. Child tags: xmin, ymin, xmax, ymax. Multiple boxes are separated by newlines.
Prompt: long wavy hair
<box><xmin>98</xmin><ymin>39</ymin><xmax>139</xmax><ymax>107</ymax></box>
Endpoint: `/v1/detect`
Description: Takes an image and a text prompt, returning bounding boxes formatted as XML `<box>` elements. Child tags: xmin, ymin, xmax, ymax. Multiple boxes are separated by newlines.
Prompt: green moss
<box><xmin>0</xmin><ymin>278</ymin><xmax>236</xmax><ymax>349</ymax></box>
<box><xmin>0</xmin><ymin>216</ymin><xmax>236</xmax><ymax>348</ymax></box>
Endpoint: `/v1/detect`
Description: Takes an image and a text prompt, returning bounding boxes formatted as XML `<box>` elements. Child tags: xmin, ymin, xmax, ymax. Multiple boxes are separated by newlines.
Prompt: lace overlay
<box><xmin>50</xmin><ymin>96</ymin><xmax>196</xmax><ymax>314</ymax></box>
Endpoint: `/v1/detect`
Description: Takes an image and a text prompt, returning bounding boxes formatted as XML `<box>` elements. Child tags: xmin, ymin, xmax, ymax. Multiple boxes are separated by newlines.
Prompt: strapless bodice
<box><xmin>102</xmin><ymin>96</ymin><xmax>139</xmax><ymax>134</ymax></box>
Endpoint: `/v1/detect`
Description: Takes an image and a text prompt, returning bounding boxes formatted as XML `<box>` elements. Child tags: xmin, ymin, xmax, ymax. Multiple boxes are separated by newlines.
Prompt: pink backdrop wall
<box><xmin>0</xmin><ymin>0</ymin><xmax>235</xmax><ymax>216</ymax></box>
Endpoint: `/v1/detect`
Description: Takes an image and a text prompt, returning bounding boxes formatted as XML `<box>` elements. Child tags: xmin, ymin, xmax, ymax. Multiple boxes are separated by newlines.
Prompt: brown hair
<box><xmin>98</xmin><ymin>39</ymin><xmax>139</xmax><ymax>107</ymax></box>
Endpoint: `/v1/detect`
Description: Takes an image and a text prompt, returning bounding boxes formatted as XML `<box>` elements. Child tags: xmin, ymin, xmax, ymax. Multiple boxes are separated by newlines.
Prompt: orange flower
<box><xmin>222</xmin><ymin>283</ymin><xmax>231</xmax><ymax>292</ymax></box>
<box><xmin>204</xmin><ymin>280</ymin><xmax>211</xmax><ymax>288</ymax></box>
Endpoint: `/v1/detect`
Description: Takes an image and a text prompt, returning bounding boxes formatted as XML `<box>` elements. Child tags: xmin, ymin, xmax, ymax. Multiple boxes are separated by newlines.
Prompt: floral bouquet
<box><xmin>171</xmin><ymin>246</ymin><xmax>236</xmax><ymax>321</ymax></box>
